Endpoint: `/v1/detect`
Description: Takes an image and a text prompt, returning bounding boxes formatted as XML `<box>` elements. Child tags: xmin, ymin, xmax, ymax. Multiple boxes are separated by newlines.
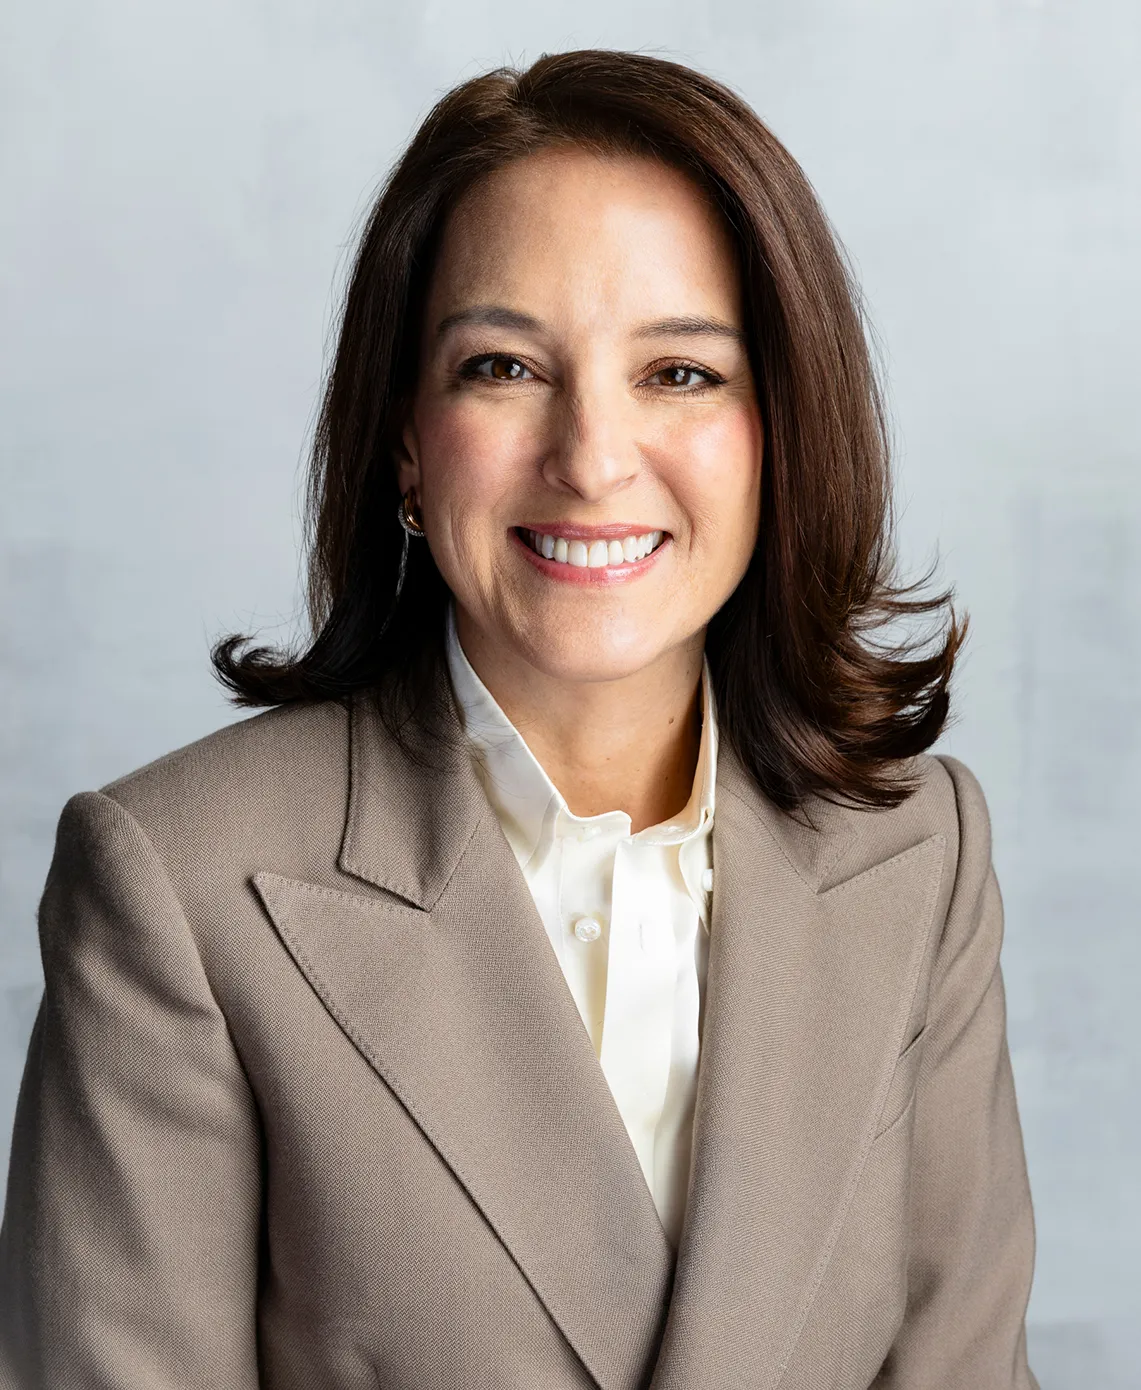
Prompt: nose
<box><xmin>541</xmin><ymin>377</ymin><xmax>641</xmax><ymax>502</ymax></box>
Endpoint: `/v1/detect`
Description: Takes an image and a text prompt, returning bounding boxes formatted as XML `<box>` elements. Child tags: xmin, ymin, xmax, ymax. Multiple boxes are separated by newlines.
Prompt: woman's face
<box><xmin>399</xmin><ymin>146</ymin><xmax>763</xmax><ymax>685</ymax></box>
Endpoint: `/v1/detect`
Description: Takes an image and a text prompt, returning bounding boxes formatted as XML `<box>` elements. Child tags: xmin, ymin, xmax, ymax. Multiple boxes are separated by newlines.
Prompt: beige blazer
<box><xmin>0</xmin><ymin>673</ymin><xmax>1040</xmax><ymax>1389</ymax></box>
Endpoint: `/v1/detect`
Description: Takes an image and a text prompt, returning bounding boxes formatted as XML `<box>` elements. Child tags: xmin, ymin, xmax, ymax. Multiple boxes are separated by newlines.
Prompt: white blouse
<box><xmin>443</xmin><ymin>601</ymin><xmax>716</xmax><ymax>1249</ymax></box>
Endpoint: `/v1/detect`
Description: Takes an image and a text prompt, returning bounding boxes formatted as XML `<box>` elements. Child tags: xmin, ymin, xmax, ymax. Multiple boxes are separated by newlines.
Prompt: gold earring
<box><xmin>398</xmin><ymin>488</ymin><xmax>425</xmax><ymax>537</ymax></box>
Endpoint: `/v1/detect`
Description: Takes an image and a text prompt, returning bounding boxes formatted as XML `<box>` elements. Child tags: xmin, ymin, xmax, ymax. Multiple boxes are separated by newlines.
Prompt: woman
<box><xmin>0</xmin><ymin>48</ymin><xmax>1039</xmax><ymax>1390</ymax></box>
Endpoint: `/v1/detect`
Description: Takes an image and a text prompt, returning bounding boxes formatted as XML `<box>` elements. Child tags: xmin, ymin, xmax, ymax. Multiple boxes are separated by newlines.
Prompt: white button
<box><xmin>573</xmin><ymin>915</ymin><xmax>602</xmax><ymax>942</ymax></box>
<box><xmin>576</xmin><ymin>823</ymin><xmax>602</xmax><ymax>841</ymax></box>
<box><xmin>702</xmin><ymin>868</ymin><xmax>714</xmax><ymax>892</ymax></box>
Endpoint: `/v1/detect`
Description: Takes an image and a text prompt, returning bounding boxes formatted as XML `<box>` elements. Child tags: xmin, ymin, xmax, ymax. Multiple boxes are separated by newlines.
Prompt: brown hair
<box><xmin>211</xmin><ymin>48</ymin><xmax>965</xmax><ymax>814</ymax></box>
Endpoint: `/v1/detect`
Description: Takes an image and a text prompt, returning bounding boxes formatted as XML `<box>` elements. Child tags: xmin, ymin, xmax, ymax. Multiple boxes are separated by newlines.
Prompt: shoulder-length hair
<box><xmin>212</xmin><ymin>48</ymin><xmax>965</xmax><ymax>814</ymax></box>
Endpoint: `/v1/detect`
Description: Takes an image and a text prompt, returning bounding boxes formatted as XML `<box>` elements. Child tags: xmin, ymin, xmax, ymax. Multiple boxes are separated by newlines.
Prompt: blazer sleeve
<box><xmin>0</xmin><ymin>790</ymin><xmax>262</xmax><ymax>1390</ymax></box>
<box><xmin>874</xmin><ymin>756</ymin><xmax>1040</xmax><ymax>1389</ymax></box>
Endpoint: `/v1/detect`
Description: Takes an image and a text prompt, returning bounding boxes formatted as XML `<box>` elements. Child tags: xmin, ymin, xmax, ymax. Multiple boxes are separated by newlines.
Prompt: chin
<box><xmin>518</xmin><ymin>629</ymin><xmax>670</xmax><ymax>686</ymax></box>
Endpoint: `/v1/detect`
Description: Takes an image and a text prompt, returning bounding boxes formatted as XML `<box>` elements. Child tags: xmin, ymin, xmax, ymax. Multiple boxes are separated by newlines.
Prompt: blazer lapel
<box><xmin>252</xmin><ymin>685</ymin><xmax>676</xmax><ymax>1390</ymax></box>
<box><xmin>648</xmin><ymin>746</ymin><xmax>947</xmax><ymax>1390</ymax></box>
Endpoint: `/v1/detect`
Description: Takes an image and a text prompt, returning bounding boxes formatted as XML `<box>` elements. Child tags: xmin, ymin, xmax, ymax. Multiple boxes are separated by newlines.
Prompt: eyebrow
<box><xmin>435</xmin><ymin>306</ymin><xmax>541</xmax><ymax>338</ymax></box>
<box><xmin>632</xmin><ymin>314</ymin><xmax>746</xmax><ymax>345</ymax></box>
<box><xmin>434</xmin><ymin>305</ymin><xmax>745</xmax><ymax>345</ymax></box>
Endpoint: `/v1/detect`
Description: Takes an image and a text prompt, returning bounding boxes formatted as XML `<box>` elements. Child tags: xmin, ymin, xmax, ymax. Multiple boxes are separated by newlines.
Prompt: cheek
<box><xmin>665</xmin><ymin>407</ymin><xmax>762</xmax><ymax>545</ymax></box>
<box><xmin>412</xmin><ymin>399</ymin><xmax>536</xmax><ymax>590</ymax></box>
<box><xmin>416</xmin><ymin>399</ymin><xmax>534</xmax><ymax>507</ymax></box>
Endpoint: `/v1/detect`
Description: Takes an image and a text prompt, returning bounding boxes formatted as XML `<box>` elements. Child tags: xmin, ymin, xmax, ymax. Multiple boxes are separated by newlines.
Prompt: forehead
<box><xmin>424</xmin><ymin>146</ymin><xmax>743</xmax><ymax>323</ymax></box>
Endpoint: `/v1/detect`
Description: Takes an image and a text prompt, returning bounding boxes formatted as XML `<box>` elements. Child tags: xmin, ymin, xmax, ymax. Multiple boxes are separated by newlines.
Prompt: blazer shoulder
<box><xmin>929</xmin><ymin>753</ymin><xmax>992</xmax><ymax>831</ymax></box>
<box><xmin>92</xmin><ymin>699</ymin><xmax>351</xmax><ymax>869</ymax></box>
<box><xmin>883</xmin><ymin>751</ymin><xmax>990</xmax><ymax>841</ymax></box>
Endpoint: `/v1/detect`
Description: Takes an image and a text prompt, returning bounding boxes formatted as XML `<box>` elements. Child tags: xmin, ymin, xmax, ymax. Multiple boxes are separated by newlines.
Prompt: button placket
<box><xmin>597</xmin><ymin>841</ymin><xmax>676</xmax><ymax>1188</ymax></box>
<box><xmin>554</xmin><ymin>826</ymin><xmax>614</xmax><ymax>1056</ymax></box>
<box><xmin>558</xmin><ymin>820</ymin><xmax>615</xmax><ymax>953</ymax></box>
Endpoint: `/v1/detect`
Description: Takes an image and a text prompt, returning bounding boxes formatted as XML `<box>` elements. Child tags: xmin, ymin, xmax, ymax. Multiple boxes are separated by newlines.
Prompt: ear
<box><xmin>393</xmin><ymin>402</ymin><xmax>421</xmax><ymax>498</ymax></box>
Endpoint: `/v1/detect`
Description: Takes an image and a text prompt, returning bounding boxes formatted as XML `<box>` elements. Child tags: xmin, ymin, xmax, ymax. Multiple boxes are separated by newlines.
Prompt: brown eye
<box><xmin>649</xmin><ymin>364</ymin><xmax>718</xmax><ymax>389</ymax></box>
<box><xmin>465</xmin><ymin>355</ymin><xmax>533</xmax><ymax>381</ymax></box>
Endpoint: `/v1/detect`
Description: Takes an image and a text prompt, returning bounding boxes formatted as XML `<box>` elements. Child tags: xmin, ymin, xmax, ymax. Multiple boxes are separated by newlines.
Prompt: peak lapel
<box><xmin>253</xmin><ymin>687</ymin><xmax>675</xmax><ymax>1390</ymax></box>
<box><xmin>649</xmin><ymin>745</ymin><xmax>947</xmax><ymax>1390</ymax></box>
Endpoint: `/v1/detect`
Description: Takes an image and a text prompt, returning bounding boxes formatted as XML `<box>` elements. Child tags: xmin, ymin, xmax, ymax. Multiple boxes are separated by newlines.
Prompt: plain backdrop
<box><xmin>2</xmin><ymin>1</ymin><xmax>1138</xmax><ymax>1383</ymax></box>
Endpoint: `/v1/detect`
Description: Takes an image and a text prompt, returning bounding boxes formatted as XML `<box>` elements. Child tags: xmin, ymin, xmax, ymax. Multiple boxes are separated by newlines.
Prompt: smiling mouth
<box><xmin>515</xmin><ymin>527</ymin><xmax>666</xmax><ymax>569</ymax></box>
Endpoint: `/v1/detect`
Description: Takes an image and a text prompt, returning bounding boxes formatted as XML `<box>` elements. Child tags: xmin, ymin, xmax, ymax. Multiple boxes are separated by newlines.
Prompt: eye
<box><xmin>644</xmin><ymin>363</ymin><xmax>723</xmax><ymax>391</ymax></box>
<box><xmin>459</xmin><ymin>354</ymin><xmax>535</xmax><ymax>382</ymax></box>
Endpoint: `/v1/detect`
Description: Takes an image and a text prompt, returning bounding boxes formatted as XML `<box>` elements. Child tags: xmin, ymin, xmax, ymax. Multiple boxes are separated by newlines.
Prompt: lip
<box><xmin>515</xmin><ymin>522</ymin><xmax>669</xmax><ymax>541</ymax></box>
<box><xmin>510</xmin><ymin>526</ymin><xmax>669</xmax><ymax>585</ymax></box>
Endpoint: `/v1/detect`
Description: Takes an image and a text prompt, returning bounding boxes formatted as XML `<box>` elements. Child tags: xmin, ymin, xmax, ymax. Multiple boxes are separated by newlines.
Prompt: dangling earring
<box><xmin>381</xmin><ymin>489</ymin><xmax>425</xmax><ymax>639</ymax></box>
<box><xmin>398</xmin><ymin>488</ymin><xmax>426</xmax><ymax>537</ymax></box>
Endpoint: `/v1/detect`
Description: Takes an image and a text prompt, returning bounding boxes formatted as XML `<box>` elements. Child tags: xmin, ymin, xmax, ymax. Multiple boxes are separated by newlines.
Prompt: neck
<box><xmin>454</xmin><ymin>608</ymin><xmax>705</xmax><ymax>835</ymax></box>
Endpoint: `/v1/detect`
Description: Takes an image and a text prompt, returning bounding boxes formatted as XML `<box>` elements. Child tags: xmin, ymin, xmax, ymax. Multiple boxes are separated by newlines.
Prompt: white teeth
<box><xmin>524</xmin><ymin>528</ymin><xmax>664</xmax><ymax>568</ymax></box>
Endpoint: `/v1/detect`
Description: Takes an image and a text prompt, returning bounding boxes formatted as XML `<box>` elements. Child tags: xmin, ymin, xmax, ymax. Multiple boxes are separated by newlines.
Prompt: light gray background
<box><xmin>2</xmin><ymin>1</ymin><xmax>1138</xmax><ymax>1383</ymax></box>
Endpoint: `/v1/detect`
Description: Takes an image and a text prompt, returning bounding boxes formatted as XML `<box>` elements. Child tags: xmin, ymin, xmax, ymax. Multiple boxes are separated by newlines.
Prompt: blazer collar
<box><xmin>254</xmin><ymin>666</ymin><xmax>947</xmax><ymax>1390</ymax></box>
<box><xmin>336</xmin><ymin>671</ymin><xmax>485</xmax><ymax>912</ymax></box>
